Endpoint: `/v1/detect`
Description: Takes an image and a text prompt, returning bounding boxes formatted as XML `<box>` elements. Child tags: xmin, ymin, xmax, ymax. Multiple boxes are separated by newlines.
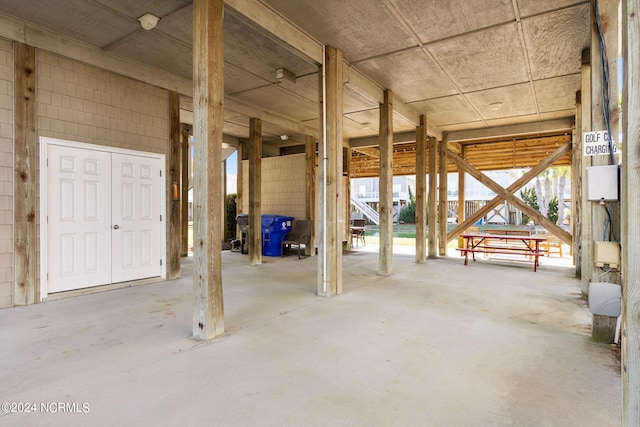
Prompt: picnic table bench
<box><xmin>456</xmin><ymin>232</ymin><xmax>547</xmax><ymax>272</ymax></box>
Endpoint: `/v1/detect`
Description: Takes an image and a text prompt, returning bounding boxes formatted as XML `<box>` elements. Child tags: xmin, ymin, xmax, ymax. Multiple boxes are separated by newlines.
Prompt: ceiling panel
<box><xmin>106</xmin><ymin>30</ymin><xmax>193</xmax><ymax>80</ymax></box>
<box><xmin>410</xmin><ymin>95</ymin><xmax>482</xmax><ymax>127</ymax></box>
<box><xmin>521</xmin><ymin>4</ymin><xmax>590</xmax><ymax>80</ymax></box>
<box><xmin>517</xmin><ymin>0</ymin><xmax>588</xmax><ymax>18</ymax></box>
<box><xmin>229</xmin><ymin>85</ymin><xmax>318</xmax><ymax>122</ymax></box>
<box><xmin>155</xmin><ymin>3</ymin><xmax>193</xmax><ymax>45</ymax></box>
<box><xmin>465</xmin><ymin>83</ymin><xmax>536</xmax><ymax>120</ymax></box>
<box><xmin>354</xmin><ymin>48</ymin><xmax>458</xmax><ymax>102</ymax></box>
<box><xmin>274</xmin><ymin>73</ymin><xmax>319</xmax><ymax>105</ymax></box>
<box><xmin>344</xmin><ymin>110</ymin><xmax>381</xmax><ymax>136</ymax></box>
<box><xmin>0</xmin><ymin>0</ymin><xmax>138</xmax><ymax>47</ymax></box>
<box><xmin>93</xmin><ymin>0</ymin><xmax>191</xmax><ymax>20</ymax></box>
<box><xmin>343</xmin><ymin>86</ymin><xmax>379</xmax><ymax>115</ymax></box>
<box><xmin>225</xmin><ymin>65</ymin><xmax>271</xmax><ymax>95</ymax></box>
<box><xmin>224</xmin><ymin>9</ymin><xmax>317</xmax><ymax>83</ymax></box>
<box><xmin>428</xmin><ymin>24</ymin><xmax>529</xmax><ymax>92</ymax></box>
<box><xmin>389</xmin><ymin>0</ymin><xmax>515</xmax><ymax>43</ymax></box>
<box><xmin>393</xmin><ymin>112</ymin><xmax>419</xmax><ymax>133</ymax></box>
<box><xmin>534</xmin><ymin>74</ymin><xmax>581</xmax><ymax>113</ymax></box>
<box><xmin>262</xmin><ymin>0</ymin><xmax>416</xmax><ymax>62</ymax></box>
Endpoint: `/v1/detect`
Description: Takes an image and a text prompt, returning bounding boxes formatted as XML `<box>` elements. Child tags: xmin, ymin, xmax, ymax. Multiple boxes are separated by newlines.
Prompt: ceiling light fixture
<box><xmin>280</xmin><ymin>135</ymin><xmax>289</xmax><ymax>141</ymax></box>
<box><xmin>489</xmin><ymin>102</ymin><xmax>503</xmax><ymax>111</ymax></box>
<box><xmin>138</xmin><ymin>13</ymin><xmax>160</xmax><ymax>31</ymax></box>
<box><xmin>275</xmin><ymin>68</ymin><xmax>296</xmax><ymax>84</ymax></box>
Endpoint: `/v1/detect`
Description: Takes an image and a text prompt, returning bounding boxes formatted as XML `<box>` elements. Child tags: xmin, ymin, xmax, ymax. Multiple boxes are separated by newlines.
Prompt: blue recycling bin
<box><xmin>262</xmin><ymin>214</ymin><xmax>294</xmax><ymax>256</ymax></box>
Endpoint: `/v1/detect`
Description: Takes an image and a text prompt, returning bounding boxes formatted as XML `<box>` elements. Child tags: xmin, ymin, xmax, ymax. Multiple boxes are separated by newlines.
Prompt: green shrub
<box><xmin>399</xmin><ymin>186</ymin><xmax>416</xmax><ymax>224</ymax></box>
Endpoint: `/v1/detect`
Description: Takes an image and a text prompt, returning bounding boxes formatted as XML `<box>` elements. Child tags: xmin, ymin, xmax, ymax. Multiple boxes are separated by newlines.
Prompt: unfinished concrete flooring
<box><xmin>0</xmin><ymin>252</ymin><xmax>620</xmax><ymax>426</ymax></box>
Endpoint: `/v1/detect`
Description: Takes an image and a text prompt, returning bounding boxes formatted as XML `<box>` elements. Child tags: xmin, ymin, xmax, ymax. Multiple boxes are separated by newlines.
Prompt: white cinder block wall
<box><xmin>36</xmin><ymin>51</ymin><xmax>169</xmax><ymax>153</ymax></box>
<box><xmin>0</xmin><ymin>39</ymin><xmax>14</xmax><ymax>308</ymax></box>
<box><xmin>241</xmin><ymin>154</ymin><xmax>306</xmax><ymax>220</ymax></box>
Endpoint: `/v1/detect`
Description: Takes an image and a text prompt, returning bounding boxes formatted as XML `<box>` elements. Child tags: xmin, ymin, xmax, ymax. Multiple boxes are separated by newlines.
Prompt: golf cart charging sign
<box><xmin>583</xmin><ymin>131</ymin><xmax>619</xmax><ymax>157</ymax></box>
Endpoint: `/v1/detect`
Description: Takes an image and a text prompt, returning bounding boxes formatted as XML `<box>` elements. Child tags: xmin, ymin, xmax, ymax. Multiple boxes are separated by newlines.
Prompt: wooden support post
<box><xmin>438</xmin><ymin>139</ymin><xmax>448</xmax><ymax>256</ymax></box>
<box><xmin>317</xmin><ymin>46</ymin><xmax>343</xmax><ymax>296</ymax></box>
<box><xmin>344</xmin><ymin>147</ymin><xmax>351</xmax><ymax>250</ymax></box>
<box><xmin>180</xmin><ymin>124</ymin><xmax>190</xmax><ymax>257</ymax></box>
<box><xmin>236</xmin><ymin>140</ymin><xmax>244</xmax><ymax>238</ymax></box>
<box><xmin>378</xmin><ymin>89</ymin><xmax>393</xmax><ymax>276</ymax></box>
<box><xmin>573</xmin><ymin>91</ymin><xmax>582</xmax><ymax>275</ymax></box>
<box><xmin>428</xmin><ymin>136</ymin><xmax>437</xmax><ymax>258</ymax></box>
<box><xmin>14</xmin><ymin>42</ymin><xmax>37</xmax><ymax>305</ymax></box>
<box><xmin>192</xmin><ymin>0</ymin><xmax>224</xmax><ymax>340</ymax></box>
<box><xmin>580</xmin><ymin>48</ymin><xmax>592</xmax><ymax>293</ymax></box>
<box><xmin>168</xmin><ymin>91</ymin><xmax>181</xmax><ymax>279</ymax></box>
<box><xmin>457</xmin><ymin>147</ymin><xmax>466</xmax><ymax>247</ymax></box>
<box><xmin>248</xmin><ymin>118</ymin><xmax>262</xmax><ymax>266</ymax></box>
<box><xmin>622</xmin><ymin>0</ymin><xmax>640</xmax><ymax>422</ymax></box>
<box><xmin>305</xmin><ymin>135</ymin><xmax>316</xmax><ymax>256</ymax></box>
<box><xmin>415</xmin><ymin>115</ymin><xmax>427</xmax><ymax>264</ymax></box>
<box><xmin>222</xmin><ymin>159</ymin><xmax>227</xmax><ymax>242</ymax></box>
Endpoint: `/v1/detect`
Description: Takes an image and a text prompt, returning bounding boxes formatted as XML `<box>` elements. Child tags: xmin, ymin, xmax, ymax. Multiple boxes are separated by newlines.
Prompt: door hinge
<box><xmin>160</xmin><ymin>259</ymin><xmax>163</xmax><ymax>266</ymax></box>
<box><xmin>160</xmin><ymin>170</ymin><xmax>162</xmax><ymax>177</ymax></box>
<box><xmin>160</xmin><ymin>214</ymin><xmax>163</xmax><ymax>221</ymax></box>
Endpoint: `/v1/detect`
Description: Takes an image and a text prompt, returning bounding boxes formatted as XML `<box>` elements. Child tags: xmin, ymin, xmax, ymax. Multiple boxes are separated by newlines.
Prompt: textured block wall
<box><xmin>0</xmin><ymin>39</ymin><xmax>14</xmax><ymax>308</ymax></box>
<box><xmin>36</xmin><ymin>51</ymin><xmax>169</xmax><ymax>154</ymax></box>
<box><xmin>241</xmin><ymin>153</ymin><xmax>306</xmax><ymax>220</ymax></box>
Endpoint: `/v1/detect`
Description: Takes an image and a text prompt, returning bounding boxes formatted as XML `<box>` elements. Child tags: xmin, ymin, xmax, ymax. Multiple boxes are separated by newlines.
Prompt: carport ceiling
<box><xmin>0</xmin><ymin>0</ymin><xmax>589</xmax><ymax>145</ymax></box>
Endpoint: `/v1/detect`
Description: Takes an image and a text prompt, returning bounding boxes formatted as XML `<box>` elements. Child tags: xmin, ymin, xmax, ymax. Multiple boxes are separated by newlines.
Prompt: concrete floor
<box><xmin>0</xmin><ymin>251</ymin><xmax>621</xmax><ymax>426</ymax></box>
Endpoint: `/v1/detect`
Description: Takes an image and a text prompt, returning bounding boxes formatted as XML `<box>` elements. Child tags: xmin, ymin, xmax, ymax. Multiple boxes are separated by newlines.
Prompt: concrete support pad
<box><xmin>0</xmin><ymin>253</ymin><xmax>620</xmax><ymax>426</ymax></box>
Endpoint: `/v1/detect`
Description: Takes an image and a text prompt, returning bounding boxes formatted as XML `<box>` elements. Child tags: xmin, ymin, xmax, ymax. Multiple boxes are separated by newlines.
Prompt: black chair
<box><xmin>282</xmin><ymin>220</ymin><xmax>312</xmax><ymax>259</ymax></box>
<box><xmin>351</xmin><ymin>219</ymin><xmax>366</xmax><ymax>247</ymax></box>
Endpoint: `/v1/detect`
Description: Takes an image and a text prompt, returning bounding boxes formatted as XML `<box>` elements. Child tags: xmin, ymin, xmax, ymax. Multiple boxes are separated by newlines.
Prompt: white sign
<box><xmin>583</xmin><ymin>131</ymin><xmax>619</xmax><ymax>156</ymax></box>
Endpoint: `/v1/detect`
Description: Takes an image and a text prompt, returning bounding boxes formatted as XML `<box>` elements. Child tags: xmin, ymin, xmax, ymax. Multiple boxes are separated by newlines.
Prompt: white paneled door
<box><xmin>111</xmin><ymin>153</ymin><xmax>163</xmax><ymax>283</ymax></box>
<box><xmin>47</xmin><ymin>143</ymin><xmax>163</xmax><ymax>293</ymax></box>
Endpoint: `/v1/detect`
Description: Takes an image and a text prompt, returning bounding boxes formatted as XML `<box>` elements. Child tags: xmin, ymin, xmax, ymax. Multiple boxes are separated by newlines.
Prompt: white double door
<box><xmin>47</xmin><ymin>143</ymin><xmax>164</xmax><ymax>293</ymax></box>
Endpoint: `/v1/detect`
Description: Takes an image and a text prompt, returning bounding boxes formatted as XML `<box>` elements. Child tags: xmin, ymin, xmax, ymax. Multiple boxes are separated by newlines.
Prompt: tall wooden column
<box><xmin>590</xmin><ymin>0</ymin><xmax>620</xmax><ymax>342</ymax></box>
<box><xmin>168</xmin><ymin>91</ymin><xmax>181</xmax><ymax>279</ymax></box>
<box><xmin>14</xmin><ymin>43</ymin><xmax>37</xmax><ymax>305</ymax></box>
<box><xmin>317</xmin><ymin>46</ymin><xmax>343</xmax><ymax>296</ymax></box>
<box><xmin>622</xmin><ymin>0</ymin><xmax>640</xmax><ymax>422</ymax></box>
<box><xmin>415</xmin><ymin>115</ymin><xmax>427</xmax><ymax>264</ymax></box>
<box><xmin>248</xmin><ymin>118</ymin><xmax>262</xmax><ymax>266</ymax></box>
<box><xmin>305</xmin><ymin>135</ymin><xmax>316</xmax><ymax>256</ymax></box>
<box><xmin>457</xmin><ymin>146</ymin><xmax>466</xmax><ymax>245</ymax></box>
<box><xmin>378</xmin><ymin>89</ymin><xmax>393</xmax><ymax>276</ymax></box>
<box><xmin>235</xmin><ymin>140</ymin><xmax>244</xmax><ymax>237</ymax></box>
<box><xmin>428</xmin><ymin>136</ymin><xmax>438</xmax><ymax>258</ymax></box>
<box><xmin>438</xmin><ymin>139</ymin><xmax>448</xmax><ymax>256</ymax></box>
<box><xmin>192</xmin><ymin>0</ymin><xmax>224</xmax><ymax>340</ymax></box>
<box><xmin>580</xmin><ymin>48</ymin><xmax>592</xmax><ymax>295</ymax></box>
<box><xmin>572</xmin><ymin>91</ymin><xmax>582</xmax><ymax>274</ymax></box>
<box><xmin>180</xmin><ymin>124</ymin><xmax>191</xmax><ymax>257</ymax></box>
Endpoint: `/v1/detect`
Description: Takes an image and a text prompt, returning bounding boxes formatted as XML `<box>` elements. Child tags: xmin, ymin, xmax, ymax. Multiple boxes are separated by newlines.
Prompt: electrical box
<box><xmin>588</xmin><ymin>282</ymin><xmax>621</xmax><ymax>317</ymax></box>
<box><xmin>594</xmin><ymin>241</ymin><xmax>620</xmax><ymax>269</ymax></box>
<box><xmin>586</xmin><ymin>165</ymin><xmax>619</xmax><ymax>201</ymax></box>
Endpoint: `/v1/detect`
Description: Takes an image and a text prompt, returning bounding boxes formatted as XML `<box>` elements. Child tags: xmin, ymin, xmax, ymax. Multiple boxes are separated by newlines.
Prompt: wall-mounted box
<box><xmin>588</xmin><ymin>281</ymin><xmax>621</xmax><ymax>317</ymax></box>
<box><xmin>586</xmin><ymin>165</ymin><xmax>619</xmax><ymax>201</ymax></box>
<box><xmin>594</xmin><ymin>241</ymin><xmax>620</xmax><ymax>269</ymax></box>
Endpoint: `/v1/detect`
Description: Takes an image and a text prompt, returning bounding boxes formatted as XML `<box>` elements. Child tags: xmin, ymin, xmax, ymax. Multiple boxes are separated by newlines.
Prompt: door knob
<box><xmin>113</xmin><ymin>225</ymin><xmax>120</xmax><ymax>229</ymax></box>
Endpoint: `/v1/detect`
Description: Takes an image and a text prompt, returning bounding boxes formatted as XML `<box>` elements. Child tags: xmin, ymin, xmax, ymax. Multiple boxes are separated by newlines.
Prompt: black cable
<box><xmin>593</xmin><ymin>0</ymin><xmax>616</xmax><ymax>165</ymax></box>
<box><xmin>603</xmin><ymin>203</ymin><xmax>616</xmax><ymax>242</ymax></box>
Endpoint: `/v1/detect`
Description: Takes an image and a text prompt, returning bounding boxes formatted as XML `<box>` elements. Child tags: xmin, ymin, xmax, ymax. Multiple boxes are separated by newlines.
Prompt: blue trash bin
<box><xmin>261</xmin><ymin>214</ymin><xmax>294</xmax><ymax>256</ymax></box>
